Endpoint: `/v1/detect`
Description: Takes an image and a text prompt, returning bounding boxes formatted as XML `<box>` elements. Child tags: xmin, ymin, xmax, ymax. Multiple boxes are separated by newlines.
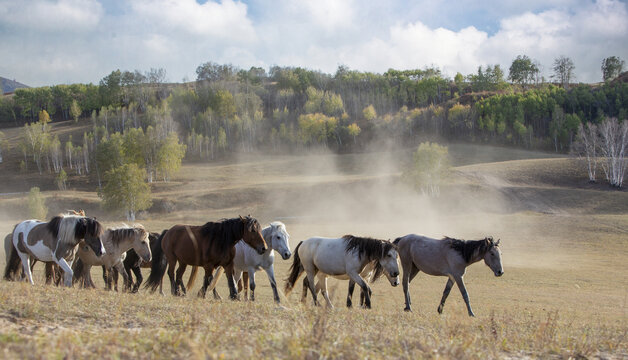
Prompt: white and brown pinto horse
<box><xmin>285</xmin><ymin>235</ymin><xmax>400</xmax><ymax>309</ymax></box>
<box><xmin>5</xmin><ymin>214</ymin><xmax>105</xmax><ymax>287</ymax></box>
<box><xmin>394</xmin><ymin>235</ymin><xmax>503</xmax><ymax>316</ymax></box>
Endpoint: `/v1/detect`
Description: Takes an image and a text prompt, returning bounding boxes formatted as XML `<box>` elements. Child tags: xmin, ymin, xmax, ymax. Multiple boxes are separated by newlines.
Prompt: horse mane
<box><xmin>71</xmin><ymin>216</ymin><xmax>103</xmax><ymax>244</ymax></box>
<box><xmin>343</xmin><ymin>235</ymin><xmax>395</xmax><ymax>261</ymax></box>
<box><xmin>106</xmin><ymin>224</ymin><xmax>146</xmax><ymax>245</ymax></box>
<box><xmin>446</xmin><ymin>236</ymin><xmax>494</xmax><ymax>263</ymax></box>
<box><xmin>47</xmin><ymin>216</ymin><xmax>63</xmax><ymax>239</ymax></box>
<box><xmin>200</xmin><ymin>218</ymin><xmax>248</xmax><ymax>255</ymax></box>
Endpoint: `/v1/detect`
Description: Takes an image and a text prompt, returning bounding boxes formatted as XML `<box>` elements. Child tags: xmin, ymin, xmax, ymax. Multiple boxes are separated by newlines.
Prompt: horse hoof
<box><xmin>404</xmin><ymin>307</ymin><xmax>413</xmax><ymax>312</ymax></box>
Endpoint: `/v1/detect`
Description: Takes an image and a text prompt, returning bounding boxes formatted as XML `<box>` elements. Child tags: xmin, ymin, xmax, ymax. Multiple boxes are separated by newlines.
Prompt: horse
<box><xmin>299</xmin><ymin>260</ymin><xmax>398</xmax><ymax>308</ymax></box>
<box><xmin>393</xmin><ymin>234</ymin><xmax>503</xmax><ymax>316</ymax></box>
<box><xmin>4</xmin><ymin>214</ymin><xmax>105</xmax><ymax>286</ymax></box>
<box><xmin>72</xmin><ymin>224</ymin><xmax>152</xmax><ymax>291</ymax></box>
<box><xmin>192</xmin><ymin>221</ymin><xmax>291</xmax><ymax>302</ymax></box>
<box><xmin>284</xmin><ymin>235</ymin><xmax>400</xmax><ymax>309</ymax></box>
<box><xmin>145</xmin><ymin>216</ymin><xmax>267</xmax><ymax>299</ymax></box>
<box><xmin>108</xmin><ymin>231</ymin><xmax>163</xmax><ymax>293</ymax></box>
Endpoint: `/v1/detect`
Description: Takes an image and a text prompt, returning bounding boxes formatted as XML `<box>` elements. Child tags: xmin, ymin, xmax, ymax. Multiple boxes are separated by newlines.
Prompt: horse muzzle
<box><xmin>495</xmin><ymin>270</ymin><xmax>504</xmax><ymax>277</ymax></box>
<box><xmin>143</xmin><ymin>254</ymin><xmax>152</xmax><ymax>263</ymax></box>
<box><xmin>281</xmin><ymin>251</ymin><xmax>291</xmax><ymax>260</ymax></box>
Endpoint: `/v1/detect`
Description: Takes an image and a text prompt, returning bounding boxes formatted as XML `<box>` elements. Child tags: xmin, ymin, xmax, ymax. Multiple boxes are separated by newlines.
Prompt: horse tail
<box><xmin>393</xmin><ymin>237</ymin><xmax>402</xmax><ymax>246</ymax></box>
<box><xmin>186</xmin><ymin>266</ymin><xmax>199</xmax><ymax>290</ymax></box>
<box><xmin>3</xmin><ymin>235</ymin><xmax>21</xmax><ymax>281</ymax></box>
<box><xmin>145</xmin><ymin>230</ymin><xmax>167</xmax><ymax>292</ymax></box>
<box><xmin>284</xmin><ymin>241</ymin><xmax>304</xmax><ymax>295</ymax></box>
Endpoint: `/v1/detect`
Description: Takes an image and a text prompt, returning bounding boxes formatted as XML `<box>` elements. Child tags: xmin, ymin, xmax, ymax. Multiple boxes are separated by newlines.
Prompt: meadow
<box><xmin>0</xmin><ymin>140</ymin><xmax>626</xmax><ymax>359</ymax></box>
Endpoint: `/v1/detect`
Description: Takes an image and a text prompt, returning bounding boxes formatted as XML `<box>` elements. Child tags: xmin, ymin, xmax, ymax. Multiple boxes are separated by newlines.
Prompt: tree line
<box><xmin>2</xmin><ymin>55</ymin><xmax>628</xmax><ymax>217</ymax></box>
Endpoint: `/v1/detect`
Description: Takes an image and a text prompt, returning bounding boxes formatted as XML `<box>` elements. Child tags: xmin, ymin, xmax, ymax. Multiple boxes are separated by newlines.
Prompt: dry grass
<box><xmin>0</xmin><ymin>143</ymin><xmax>627</xmax><ymax>359</ymax></box>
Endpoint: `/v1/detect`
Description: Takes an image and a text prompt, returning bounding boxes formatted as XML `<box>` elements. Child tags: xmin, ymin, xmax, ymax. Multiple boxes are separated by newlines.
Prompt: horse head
<box><xmin>132</xmin><ymin>225</ymin><xmax>152</xmax><ymax>263</ymax></box>
<box><xmin>377</xmin><ymin>242</ymin><xmax>400</xmax><ymax>286</ymax></box>
<box><xmin>268</xmin><ymin>222</ymin><xmax>291</xmax><ymax>260</ymax></box>
<box><xmin>240</xmin><ymin>215</ymin><xmax>267</xmax><ymax>255</ymax></box>
<box><xmin>483</xmin><ymin>237</ymin><xmax>503</xmax><ymax>277</ymax></box>
<box><xmin>78</xmin><ymin>217</ymin><xmax>105</xmax><ymax>257</ymax></box>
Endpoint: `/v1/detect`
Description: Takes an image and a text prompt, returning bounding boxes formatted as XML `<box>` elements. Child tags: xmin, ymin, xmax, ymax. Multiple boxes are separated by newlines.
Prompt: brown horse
<box><xmin>145</xmin><ymin>216</ymin><xmax>267</xmax><ymax>298</ymax></box>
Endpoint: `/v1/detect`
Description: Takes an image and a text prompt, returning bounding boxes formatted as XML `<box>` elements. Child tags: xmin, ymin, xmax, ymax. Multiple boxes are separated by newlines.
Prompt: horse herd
<box><xmin>3</xmin><ymin>212</ymin><xmax>504</xmax><ymax>316</ymax></box>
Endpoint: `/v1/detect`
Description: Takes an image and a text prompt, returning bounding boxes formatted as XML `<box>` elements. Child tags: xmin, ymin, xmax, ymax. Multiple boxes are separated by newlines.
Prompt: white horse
<box><xmin>5</xmin><ymin>215</ymin><xmax>105</xmax><ymax>286</ymax></box>
<box><xmin>189</xmin><ymin>221</ymin><xmax>291</xmax><ymax>302</ymax></box>
<box><xmin>300</xmin><ymin>260</ymin><xmax>399</xmax><ymax>308</ymax></box>
<box><xmin>285</xmin><ymin>235</ymin><xmax>400</xmax><ymax>309</ymax></box>
<box><xmin>394</xmin><ymin>234</ymin><xmax>503</xmax><ymax>316</ymax></box>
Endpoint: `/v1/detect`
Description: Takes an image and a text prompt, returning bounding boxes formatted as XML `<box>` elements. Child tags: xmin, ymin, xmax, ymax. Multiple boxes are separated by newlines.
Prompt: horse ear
<box><xmin>496</xmin><ymin>239</ymin><xmax>501</xmax><ymax>246</ymax></box>
<box><xmin>239</xmin><ymin>215</ymin><xmax>244</xmax><ymax>221</ymax></box>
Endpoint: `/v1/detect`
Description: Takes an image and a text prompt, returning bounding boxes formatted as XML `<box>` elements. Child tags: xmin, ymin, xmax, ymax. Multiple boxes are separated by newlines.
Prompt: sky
<box><xmin>0</xmin><ymin>0</ymin><xmax>627</xmax><ymax>87</ymax></box>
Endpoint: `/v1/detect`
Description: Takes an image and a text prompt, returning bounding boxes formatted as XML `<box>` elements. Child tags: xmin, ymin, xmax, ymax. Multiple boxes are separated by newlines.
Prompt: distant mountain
<box><xmin>1</xmin><ymin>77</ymin><xmax>29</xmax><ymax>94</ymax></box>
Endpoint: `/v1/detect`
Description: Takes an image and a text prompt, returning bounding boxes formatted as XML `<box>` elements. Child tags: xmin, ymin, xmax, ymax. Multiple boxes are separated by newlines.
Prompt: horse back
<box><xmin>162</xmin><ymin>224</ymin><xmax>227</xmax><ymax>266</ymax></box>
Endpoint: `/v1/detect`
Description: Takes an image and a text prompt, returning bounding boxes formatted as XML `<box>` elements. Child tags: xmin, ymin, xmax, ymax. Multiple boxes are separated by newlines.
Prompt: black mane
<box><xmin>199</xmin><ymin>217</ymin><xmax>259</xmax><ymax>255</ymax></box>
<box><xmin>447</xmin><ymin>236</ymin><xmax>494</xmax><ymax>263</ymax></box>
<box><xmin>47</xmin><ymin>216</ymin><xmax>63</xmax><ymax>239</ymax></box>
<box><xmin>75</xmin><ymin>217</ymin><xmax>104</xmax><ymax>239</ymax></box>
<box><xmin>343</xmin><ymin>235</ymin><xmax>396</xmax><ymax>282</ymax></box>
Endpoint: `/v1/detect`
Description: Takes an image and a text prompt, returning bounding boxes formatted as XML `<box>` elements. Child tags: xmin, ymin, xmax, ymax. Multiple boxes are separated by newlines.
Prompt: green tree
<box><xmin>27</xmin><ymin>187</ymin><xmax>47</xmax><ymax>219</ymax></box>
<box><xmin>509</xmin><ymin>55</ymin><xmax>539</xmax><ymax>86</ymax></box>
<box><xmin>363</xmin><ymin>104</ymin><xmax>377</xmax><ymax>121</ymax></box>
<box><xmin>601</xmin><ymin>56</ymin><xmax>625</xmax><ymax>82</ymax></box>
<box><xmin>346</xmin><ymin>123</ymin><xmax>361</xmax><ymax>144</ymax></box>
<box><xmin>101</xmin><ymin>163</ymin><xmax>152</xmax><ymax>221</ymax></box>
<box><xmin>70</xmin><ymin>99</ymin><xmax>81</xmax><ymax>123</ymax></box>
<box><xmin>157</xmin><ymin>133</ymin><xmax>186</xmax><ymax>181</ymax></box>
<box><xmin>56</xmin><ymin>169</ymin><xmax>68</xmax><ymax>190</ymax></box>
<box><xmin>404</xmin><ymin>142</ymin><xmax>450</xmax><ymax>196</ymax></box>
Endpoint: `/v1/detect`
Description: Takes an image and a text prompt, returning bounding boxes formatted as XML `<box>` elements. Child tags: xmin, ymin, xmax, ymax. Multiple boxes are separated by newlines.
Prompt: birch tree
<box><xmin>598</xmin><ymin>117</ymin><xmax>628</xmax><ymax>188</ymax></box>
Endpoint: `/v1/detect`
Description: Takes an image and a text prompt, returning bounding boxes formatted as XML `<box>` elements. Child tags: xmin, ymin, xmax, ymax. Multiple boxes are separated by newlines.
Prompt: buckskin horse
<box><xmin>145</xmin><ymin>216</ymin><xmax>267</xmax><ymax>299</ymax></box>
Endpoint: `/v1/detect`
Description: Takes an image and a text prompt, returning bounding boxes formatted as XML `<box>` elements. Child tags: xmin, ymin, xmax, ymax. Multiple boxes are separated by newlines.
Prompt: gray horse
<box><xmin>394</xmin><ymin>235</ymin><xmax>503</xmax><ymax>316</ymax></box>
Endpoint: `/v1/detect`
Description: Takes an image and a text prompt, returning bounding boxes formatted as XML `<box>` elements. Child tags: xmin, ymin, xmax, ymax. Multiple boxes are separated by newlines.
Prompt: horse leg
<box><xmin>348</xmin><ymin>272</ymin><xmax>371</xmax><ymax>309</ymax></box>
<box><xmin>301</xmin><ymin>277</ymin><xmax>309</xmax><ymax>304</ymax></box>
<box><xmin>114</xmin><ymin>262</ymin><xmax>129</xmax><ymax>292</ymax></box>
<box><xmin>263</xmin><ymin>265</ymin><xmax>281</xmax><ymax>303</ymax></box>
<box><xmin>241</xmin><ymin>272</ymin><xmax>248</xmax><ymax>300</ymax></box>
<box><xmin>17</xmin><ymin>252</ymin><xmax>34</xmax><ymax>285</ymax></box>
<box><xmin>401</xmin><ymin>261</ymin><xmax>417</xmax><ymax>312</ymax></box>
<box><xmin>200</xmin><ymin>265</ymin><xmax>215</xmax><ymax>299</ymax></box>
<box><xmin>318</xmin><ymin>274</ymin><xmax>333</xmax><ymax>308</ymax></box>
<box><xmin>244</xmin><ymin>269</ymin><xmax>256</xmax><ymax>301</ymax></box>
<box><xmin>437</xmin><ymin>278</ymin><xmax>455</xmax><ymax>314</ymax></box>
<box><xmin>346</xmin><ymin>280</ymin><xmax>356</xmax><ymax>308</ymax></box>
<box><xmin>175</xmin><ymin>263</ymin><xmax>188</xmax><ymax>296</ymax></box>
<box><xmin>305</xmin><ymin>270</ymin><xmax>319</xmax><ymax>306</ymax></box>
<box><xmin>225</xmin><ymin>263</ymin><xmax>239</xmax><ymax>300</ymax></box>
<box><xmin>167</xmin><ymin>260</ymin><xmax>178</xmax><ymax>295</ymax></box>
<box><xmin>454</xmin><ymin>275</ymin><xmax>475</xmax><ymax>317</ymax></box>
<box><xmin>55</xmin><ymin>258</ymin><xmax>74</xmax><ymax>287</ymax></box>
<box><xmin>45</xmin><ymin>262</ymin><xmax>54</xmax><ymax>284</ymax></box>
<box><xmin>132</xmin><ymin>265</ymin><xmax>143</xmax><ymax>293</ymax></box>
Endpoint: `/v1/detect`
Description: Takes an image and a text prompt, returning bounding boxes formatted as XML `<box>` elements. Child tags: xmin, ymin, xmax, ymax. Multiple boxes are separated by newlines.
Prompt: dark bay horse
<box><xmin>394</xmin><ymin>234</ymin><xmax>503</xmax><ymax>316</ymax></box>
<box><xmin>145</xmin><ymin>216</ymin><xmax>267</xmax><ymax>298</ymax></box>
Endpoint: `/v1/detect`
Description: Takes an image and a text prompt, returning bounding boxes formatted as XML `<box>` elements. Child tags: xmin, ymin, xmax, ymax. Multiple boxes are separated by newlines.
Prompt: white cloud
<box><xmin>0</xmin><ymin>0</ymin><xmax>103</xmax><ymax>31</ymax></box>
<box><xmin>131</xmin><ymin>0</ymin><xmax>256</xmax><ymax>42</ymax></box>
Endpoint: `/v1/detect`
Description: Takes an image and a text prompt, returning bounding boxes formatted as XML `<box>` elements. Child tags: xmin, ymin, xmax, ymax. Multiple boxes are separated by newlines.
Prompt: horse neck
<box><xmin>107</xmin><ymin>230</ymin><xmax>136</xmax><ymax>255</ymax></box>
<box><xmin>467</xmin><ymin>240</ymin><xmax>488</xmax><ymax>265</ymax></box>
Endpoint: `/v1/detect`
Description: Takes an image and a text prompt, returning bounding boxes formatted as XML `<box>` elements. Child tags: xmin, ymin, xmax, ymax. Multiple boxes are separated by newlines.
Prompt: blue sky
<box><xmin>1</xmin><ymin>0</ymin><xmax>626</xmax><ymax>87</ymax></box>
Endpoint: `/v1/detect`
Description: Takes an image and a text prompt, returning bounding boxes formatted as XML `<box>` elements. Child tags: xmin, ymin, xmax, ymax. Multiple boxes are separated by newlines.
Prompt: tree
<box><xmin>346</xmin><ymin>123</ymin><xmax>361</xmax><ymax>144</ymax></box>
<box><xmin>27</xmin><ymin>187</ymin><xmax>47</xmax><ymax>219</ymax></box>
<box><xmin>404</xmin><ymin>142</ymin><xmax>450</xmax><ymax>196</ymax></box>
<box><xmin>601</xmin><ymin>56</ymin><xmax>625</xmax><ymax>82</ymax></box>
<box><xmin>101</xmin><ymin>163</ymin><xmax>152</xmax><ymax>221</ymax></box>
<box><xmin>157</xmin><ymin>133</ymin><xmax>186</xmax><ymax>181</ymax></box>
<box><xmin>56</xmin><ymin>169</ymin><xmax>68</xmax><ymax>190</ymax></box>
<box><xmin>363</xmin><ymin>104</ymin><xmax>377</xmax><ymax>121</ymax></box>
<box><xmin>572</xmin><ymin>122</ymin><xmax>599</xmax><ymax>182</ymax></box>
<box><xmin>70</xmin><ymin>99</ymin><xmax>81</xmax><ymax>123</ymax></box>
<box><xmin>509</xmin><ymin>55</ymin><xmax>539</xmax><ymax>87</ymax></box>
<box><xmin>552</xmin><ymin>56</ymin><xmax>575</xmax><ymax>89</ymax></box>
<box><xmin>598</xmin><ymin>117</ymin><xmax>628</xmax><ymax>188</ymax></box>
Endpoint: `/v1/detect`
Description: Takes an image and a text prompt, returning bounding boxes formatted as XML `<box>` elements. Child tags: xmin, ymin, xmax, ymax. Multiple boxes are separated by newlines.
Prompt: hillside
<box><xmin>1</xmin><ymin>76</ymin><xmax>29</xmax><ymax>94</ymax></box>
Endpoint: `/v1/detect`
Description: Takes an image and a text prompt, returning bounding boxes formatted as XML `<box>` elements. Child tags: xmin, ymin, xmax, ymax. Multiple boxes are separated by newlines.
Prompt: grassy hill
<box><xmin>0</xmin><ymin>129</ymin><xmax>626</xmax><ymax>358</ymax></box>
<box><xmin>1</xmin><ymin>76</ymin><xmax>29</xmax><ymax>94</ymax></box>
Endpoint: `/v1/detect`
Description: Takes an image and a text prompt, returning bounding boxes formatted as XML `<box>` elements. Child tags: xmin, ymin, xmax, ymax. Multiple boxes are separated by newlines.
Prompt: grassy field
<box><xmin>0</xmin><ymin>139</ymin><xmax>627</xmax><ymax>359</ymax></box>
